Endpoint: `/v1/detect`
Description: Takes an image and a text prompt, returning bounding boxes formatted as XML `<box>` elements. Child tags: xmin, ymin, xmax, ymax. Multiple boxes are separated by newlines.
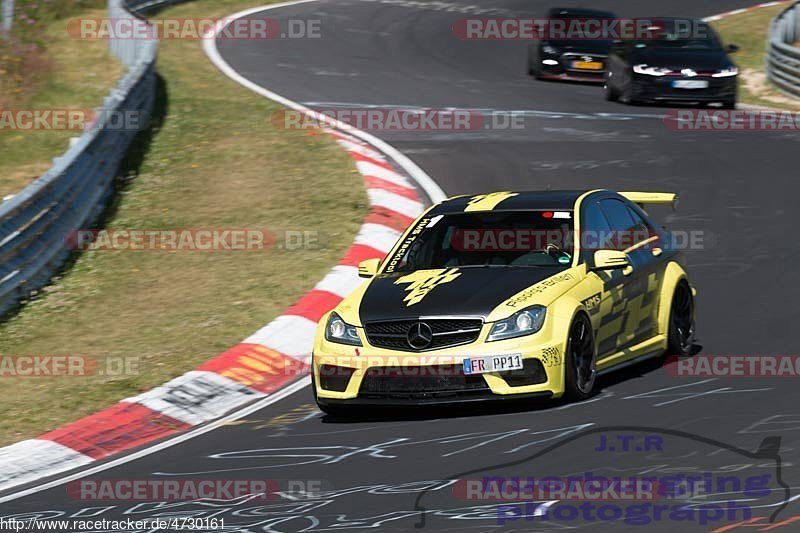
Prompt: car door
<box><xmin>622</xmin><ymin>202</ymin><xmax>667</xmax><ymax>343</ymax></box>
<box><xmin>579</xmin><ymin>198</ymin><xmax>627</xmax><ymax>359</ymax></box>
<box><xmin>595</xmin><ymin>198</ymin><xmax>654</xmax><ymax>354</ymax></box>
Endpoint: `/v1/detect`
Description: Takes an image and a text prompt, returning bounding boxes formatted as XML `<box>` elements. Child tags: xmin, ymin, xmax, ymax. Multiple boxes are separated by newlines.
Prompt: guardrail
<box><xmin>0</xmin><ymin>0</ymin><xmax>183</xmax><ymax>317</ymax></box>
<box><xmin>767</xmin><ymin>1</ymin><xmax>800</xmax><ymax>98</ymax></box>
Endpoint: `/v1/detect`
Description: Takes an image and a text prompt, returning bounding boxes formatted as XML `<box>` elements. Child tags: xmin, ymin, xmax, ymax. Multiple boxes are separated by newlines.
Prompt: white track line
<box><xmin>5</xmin><ymin>0</ymin><xmax>774</xmax><ymax>504</ymax></box>
<box><xmin>0</xmin><ymin>0</ymin><xmax>445</xmax><ymax>504</ymax></box>
<box><xmin>201</xmin><ymin>1</ymin><xmax>446</xmax><ymax>204</ymax></box>
<box><xmin>0</xmin><ymin>377</ymin><xmax>310</xmax><ymax>504</ymax></box>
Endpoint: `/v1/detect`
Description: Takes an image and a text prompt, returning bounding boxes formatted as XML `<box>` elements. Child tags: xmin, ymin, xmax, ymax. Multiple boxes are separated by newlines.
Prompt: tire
<box><xmin>619</xmin><ymin>73</ymin><xmax>642</xmax><ymax>105</ymax></box>
<box><xmin>667</xmin><ymin>281</ymin><xmax>695</xmax><ymax>357</ymax></box>
<box><xmin>621</xmin><ymin>83</ymin><xmax>640</xmax><ymax>105</ymax></box>
<box><xmin>527</xmin><ymin>48</ymin><xmax>537</xmax><ymax>77</ymax></box>
<box><xmin>721</xmin><ymin>100</ymin><xmax>736</xmax><ymax>110</ymax></box>
<box><xmin>564</xmin><ymin>313</ymin><xmax>597</xmax><ymax>401</ymax></box>
<box><xmin>604</xmin><ymin>81</ymin><xmax>618</xmax><ymax>102</ymax></box>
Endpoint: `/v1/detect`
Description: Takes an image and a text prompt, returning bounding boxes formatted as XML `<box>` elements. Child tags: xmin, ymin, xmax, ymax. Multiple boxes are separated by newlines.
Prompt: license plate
<box><xmin>672</xmin><ymin>80</ymin><xmax>709</xmax><ymax>89</ymax></box>
<box><xmin>572</xmin><ymin>60</ymin><xmax>603</xmax><ymax>70</ymax></box>
<box><xmin>463</xmin><ymin>354</ymin><xmax>523</xmax><ymax>375</ymax></box>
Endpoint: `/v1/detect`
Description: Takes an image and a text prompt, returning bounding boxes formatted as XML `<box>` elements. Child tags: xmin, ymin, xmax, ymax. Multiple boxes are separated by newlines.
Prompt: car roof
<box><xmin>428</xmin><ymin>190</ymin><xmax>593</xmax><ymax>215</ymax></box>
<box><xmin>641</xmin><ymin>17</ymin><xmax>710</xmax><ymax>30</ymax></box>
<box><xmin>547</xmin><ymin>7</ymin><xmax>616</xmax><ymax>19</ymax></box>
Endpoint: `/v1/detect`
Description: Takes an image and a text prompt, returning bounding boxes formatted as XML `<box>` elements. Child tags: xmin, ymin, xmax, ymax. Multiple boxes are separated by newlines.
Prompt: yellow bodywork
<box><xmin>313</xmin><ymin>190</ymin><xmax>693</xmax><ymax>401</ymax></box>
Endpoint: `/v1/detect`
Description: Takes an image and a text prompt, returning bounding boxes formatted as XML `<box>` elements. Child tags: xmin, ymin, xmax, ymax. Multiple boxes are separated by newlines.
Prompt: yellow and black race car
<box><xmin>312</xmin><ymin>190</ymin><xmax>695</xmax><ymax>413</ymax></box>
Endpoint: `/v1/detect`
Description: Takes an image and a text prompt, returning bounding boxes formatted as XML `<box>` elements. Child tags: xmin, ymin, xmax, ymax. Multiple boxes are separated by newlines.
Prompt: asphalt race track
<box><xmin>2</xmin><ymin>1</ymin><xmax>799</xmax><ymax>531</ymax></box>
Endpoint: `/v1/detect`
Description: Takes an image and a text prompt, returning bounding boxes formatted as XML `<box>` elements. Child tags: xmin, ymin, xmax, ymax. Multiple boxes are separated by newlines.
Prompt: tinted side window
<box><xmin>626</xmin><ymin>206</ymin><xmax>657</xmax><ymax>246</ymax></box>
<box><xmin>600</xmin><ymin>199</ymin><xmax>636</xmax><ymax>235</ymax></box>
<box><xmin>600</xmin><ymin>199</ymin><xmax>646</xmax><ymax>263</ymax></box>
<box><xmin>581</xmin><ymin>200</ymin><xmax>613</xmax><ymax>262</ymax></box>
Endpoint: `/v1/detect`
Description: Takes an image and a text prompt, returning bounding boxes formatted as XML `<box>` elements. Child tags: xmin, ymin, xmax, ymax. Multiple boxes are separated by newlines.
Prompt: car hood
<box><xmin>633</xmin><ymin>48</ymin><xmax>732</xmax><ymax>71</ymax></box>
<box><xmin>358</xmin><ymin>267</ymin><xmax>569</xmax><ymax>322</ymax></box>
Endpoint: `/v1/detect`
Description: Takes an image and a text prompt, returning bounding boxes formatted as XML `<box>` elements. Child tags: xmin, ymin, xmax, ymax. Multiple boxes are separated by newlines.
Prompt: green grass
<box><xmin>0</xmin><ymin>0</ymin><xmax>368</xmax><ymax>445</ymax></box>
<box><xmin>712</xmin><ymin>4</ymin><xmax>800</xmax><ymax>110</ymax></box>
<box><xmin>0</xmin><ymin>7</ymin><xmax>124</xmax><ymax>198</ymax></box>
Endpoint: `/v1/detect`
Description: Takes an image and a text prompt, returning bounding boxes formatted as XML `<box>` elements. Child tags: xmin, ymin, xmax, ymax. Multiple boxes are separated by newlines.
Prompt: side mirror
<box><xmin>592</xmin><ymin>250</ymin><xmax>630</xmax><ymax>271</ymax></box>
<box><xmin>725</xmin><ymin>44</ymin><xmax>739</xmax><ymax>54</ymax></box>
<box><xmin>358</xmin><ymin>258</ymin><xmax>381</xmax><ymax>278</ymax></box>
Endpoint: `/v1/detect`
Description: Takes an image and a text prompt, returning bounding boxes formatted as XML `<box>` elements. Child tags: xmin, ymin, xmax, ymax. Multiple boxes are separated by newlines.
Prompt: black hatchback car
<box><xmin>604</xmin><ymin>18</ymin><xmax>739</xmax><ymax>107</ymax></box>
<box><xmin>527</xmin><ymin>7</ymin><xmax>617</xmax><ymax>83</ymax></box>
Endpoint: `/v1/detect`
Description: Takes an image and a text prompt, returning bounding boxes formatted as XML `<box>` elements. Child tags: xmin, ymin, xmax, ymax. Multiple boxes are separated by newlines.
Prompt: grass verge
<box><xmin>0</xmin><ymin>0</ymin><xmax>368</xmax><ymax>445</ymax></box>
<box><xmin>0</xmin><ymin>5</ymin><xmax>123</xmax><ymax>198</ymax></box>
<box><xmin>712</xmin><ymin>4</ymin><xmax>800</xmax><ymax>111</ymax></box>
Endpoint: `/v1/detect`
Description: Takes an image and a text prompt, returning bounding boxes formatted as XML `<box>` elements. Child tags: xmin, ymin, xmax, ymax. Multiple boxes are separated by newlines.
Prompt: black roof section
<box><xmin>429</xmin><ymin>190</ymin><xmax>590</xmax><ymax>216</ymax></box>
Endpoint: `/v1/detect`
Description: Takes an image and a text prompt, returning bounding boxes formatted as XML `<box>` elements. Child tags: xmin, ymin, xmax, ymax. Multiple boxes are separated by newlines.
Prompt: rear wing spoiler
<box><xmin>619</xmin><ymin>192</ymin><xmax>678</xmax><ymax>210</ymax></box>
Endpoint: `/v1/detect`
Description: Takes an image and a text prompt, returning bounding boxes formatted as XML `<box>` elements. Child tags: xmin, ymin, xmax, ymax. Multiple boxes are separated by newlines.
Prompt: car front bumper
<box><xmin>312</xmin><ymin>314</ymin><xmax>568</xmax><ymax>404</ymax></box>
<box><xmin>632</xmin><ymin>74</ymin><xmax>737</xmax><ymax>103</ymax></box>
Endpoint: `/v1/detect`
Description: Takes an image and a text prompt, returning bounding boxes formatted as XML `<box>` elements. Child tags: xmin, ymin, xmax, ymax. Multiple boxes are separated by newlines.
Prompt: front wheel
<box><xmin>667</xmin><ymin>281</ymin><xmax>695</xmax><ymax>356</ymax></box>
<box><xmin>564</xmin><ymin>314</ymin><xmax>597</xmax><ymax>401</ymax></box>
<box><xmin>604</xmin><ymin>81</ymin><xmax>618</xmax><ymax>101</ymax></box>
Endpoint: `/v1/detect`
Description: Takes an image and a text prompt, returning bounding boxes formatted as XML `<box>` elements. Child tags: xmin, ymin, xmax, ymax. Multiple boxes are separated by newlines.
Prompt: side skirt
<box><xmin>596</xmin><ymin>334</ymin><xmax>667</xmax><ymax>376</ymax></box>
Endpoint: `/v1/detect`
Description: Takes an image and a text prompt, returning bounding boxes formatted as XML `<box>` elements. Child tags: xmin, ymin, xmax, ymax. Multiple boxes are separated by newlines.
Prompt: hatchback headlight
<box><xmin>712</xmin><ymin>66</ymin><xmax>738</xmax><ymax>78</ymax></box>
<box><xmin>487</xmin><ymin>306</ymin><xmax>546</xmax><ymax>342</ymax></box>
<box><xmin>633</xmin><ymin>64</ymin><xmax>671</xmax><ymax>76</ymax></box>
<box><xmin>325</xmin><ymin>312</ymin><xmax>362</xmax><ymax>346</ymax></box>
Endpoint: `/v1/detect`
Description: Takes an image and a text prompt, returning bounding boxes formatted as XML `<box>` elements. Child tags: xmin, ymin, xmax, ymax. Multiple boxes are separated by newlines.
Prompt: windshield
<box><xmin>391</xmin><ymin>211</ymin><xmax>574</xmax><ymax>272</ymax></box>
<box><xmin>636</xmin><ymin>22</ymin><xmax>722</xmax><ymax>50</ymax></box>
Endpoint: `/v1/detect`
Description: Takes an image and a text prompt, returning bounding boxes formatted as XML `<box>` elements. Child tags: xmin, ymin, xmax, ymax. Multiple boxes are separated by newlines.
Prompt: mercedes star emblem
<box><xmin>407</xmin><ymin>322</ymin><xmax>434</xmax><ymax>350</ymax></box>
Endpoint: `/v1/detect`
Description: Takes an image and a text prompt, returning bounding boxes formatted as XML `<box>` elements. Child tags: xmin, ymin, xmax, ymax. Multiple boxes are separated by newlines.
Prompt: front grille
<box><xmin>359</xmin><ymin>364</ymin><xmax>489</xmax><ymax>399</ymax></box>
<box><xmin>501</xmin><ymin>358</ymin><xmax>548</xmax><ymax>387</ymax></box>
<box><xmin>364</xmin><ymin>319</ymin><xmax>483</xmax><ymax>352</ymax></box>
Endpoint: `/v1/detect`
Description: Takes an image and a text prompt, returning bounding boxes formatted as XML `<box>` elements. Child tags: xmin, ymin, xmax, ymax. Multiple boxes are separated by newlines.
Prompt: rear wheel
<box><xmin>564</xmin><ymin>314</ymin><xmax>596</xmax><ymax>401</ymax></box>
<box><xmin>667</xmin><ymin>281</ymin><xmax>695</xmax><ymax>356</ymax></box>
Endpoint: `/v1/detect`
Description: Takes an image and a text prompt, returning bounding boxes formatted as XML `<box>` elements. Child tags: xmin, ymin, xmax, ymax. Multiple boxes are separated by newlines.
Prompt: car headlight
<box><xmin>487</xmin><ymin>306</ymin><xmax>546</xmax><ymax>342</ymax></box>
<box><xmin>712</xmin><ymin>66</ymin><xmax>738</xmax><ymax>78</ymax></box>
<box><xmin>325</xmin><ymin>312</ymin><xmax>362</xmax><ymax>346</ymax></box>
<box><xmin>633</xmin><ymin>64</ymin><xmax>671</xmax><ymax>76</ymax></box>
<box><xmin>542</xmin><ymin>45</ymin><xmax>560</xmax><ymax>55</ymax></box>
